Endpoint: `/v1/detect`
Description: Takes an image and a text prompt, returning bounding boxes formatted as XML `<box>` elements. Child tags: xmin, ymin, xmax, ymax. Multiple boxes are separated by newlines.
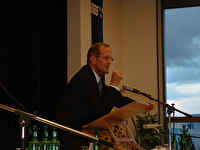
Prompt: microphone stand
<box><xmin>18</xmin><ymin>113</ymin><xmax>31</xmax><ymax>150</ymax></box>
<box><xmin>127</xmin><ymin>89</ymin><xmax>192</xmax><ymax>150</ymax></box>
<box><xmin>172</xmin><ymin>103</ymin><xmax>175</xmax><ymax>149</ymax></box>
<box><xmin>0</xmin><ymin>104</ymin><xmax>115</xmax><ymax>150</ymax></box>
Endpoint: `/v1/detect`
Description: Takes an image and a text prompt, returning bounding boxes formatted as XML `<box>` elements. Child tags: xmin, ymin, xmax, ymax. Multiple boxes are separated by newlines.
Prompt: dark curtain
<box><xmin>0</xmin><ymin>0</ymin><xmax>67</xmax><ymax>149</ymax></box>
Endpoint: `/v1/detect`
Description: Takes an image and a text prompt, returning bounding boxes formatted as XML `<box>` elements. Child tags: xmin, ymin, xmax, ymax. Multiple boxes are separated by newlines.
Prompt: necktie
<box><xmin>98</xmin><ymin>80</ymin><xmax>102</xmax><ymax>94</ymax></box>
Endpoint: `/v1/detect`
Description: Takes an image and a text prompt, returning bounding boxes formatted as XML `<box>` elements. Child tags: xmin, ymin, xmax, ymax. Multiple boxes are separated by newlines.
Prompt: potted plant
<box><xmin>178</xmin><ymin>124</ymin><xmax>195</xmax><ymax>150</ymax></box>
<box><xmin>136</xmin><ymin>111</ymin><xmax>165</xmax><ymax>150</ymax></box>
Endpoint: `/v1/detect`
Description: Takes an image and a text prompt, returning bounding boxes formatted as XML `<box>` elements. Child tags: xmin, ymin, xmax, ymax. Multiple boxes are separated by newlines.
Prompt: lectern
<box><xmin>82</xmin><ymin>101</ymin><xmax>150</xmax><ymax>150</ymax></box>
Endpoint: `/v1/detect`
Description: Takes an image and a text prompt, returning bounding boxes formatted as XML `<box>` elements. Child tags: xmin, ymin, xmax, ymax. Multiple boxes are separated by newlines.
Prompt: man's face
<box><xmin>91</xmin><ymin>46</ymin><xmax>113</xmax><ymax>77</ymax></box>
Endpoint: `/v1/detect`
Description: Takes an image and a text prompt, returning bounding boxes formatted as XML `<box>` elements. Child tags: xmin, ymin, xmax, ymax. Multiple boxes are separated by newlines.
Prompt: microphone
<box><xmin>122</xmin><ymin>85</ymin><xmax>141</xmax><ymax>94</ymax></box>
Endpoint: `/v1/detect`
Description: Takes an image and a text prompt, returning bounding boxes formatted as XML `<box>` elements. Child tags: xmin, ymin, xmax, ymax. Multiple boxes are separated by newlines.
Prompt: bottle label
<box><xmin>45</xmin><ymin>131</ymin><xmax>48</xmax><ymax>137</ymax></box>
<box><xmin>52</xmin><ymin>131</ymin><xmax>57</xmax><ymax>138</ymax></box>
<box><xmin>33</xmin><ymin>131</ymin><xmax>37</xmax><ymax>138</ymax></box>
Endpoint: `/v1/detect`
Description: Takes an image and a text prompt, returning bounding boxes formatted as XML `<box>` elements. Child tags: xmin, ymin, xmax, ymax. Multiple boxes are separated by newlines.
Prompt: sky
<box><xmin>164</xmin><ymin>6</ymin><xmax>200</xmax><ymax>117</ymax></box>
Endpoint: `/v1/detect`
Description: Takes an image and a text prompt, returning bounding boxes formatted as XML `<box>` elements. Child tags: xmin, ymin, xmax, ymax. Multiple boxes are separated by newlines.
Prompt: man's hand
<box><xmin>110</xmin><ymin>71</ymin><xmax>123</xmax><ymax>86</ymax></box>
<box><xmin>146</xmin><ymin>102</ymin><xmax>155</xmax><ymax>112</ymax></box>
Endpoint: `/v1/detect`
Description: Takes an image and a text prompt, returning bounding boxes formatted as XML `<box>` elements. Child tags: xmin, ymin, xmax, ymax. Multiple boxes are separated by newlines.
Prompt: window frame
<box><xmin>161</xmin><ymin>0</ymin><xmax>200</xmax><ymax>143</ymax></box>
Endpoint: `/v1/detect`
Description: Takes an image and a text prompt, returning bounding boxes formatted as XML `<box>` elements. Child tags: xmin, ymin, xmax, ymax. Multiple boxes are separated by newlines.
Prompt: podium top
<box><xmin>83</xmin><ymin>101</ymin><xmax>150</xmax><ymax>130</ymax></box>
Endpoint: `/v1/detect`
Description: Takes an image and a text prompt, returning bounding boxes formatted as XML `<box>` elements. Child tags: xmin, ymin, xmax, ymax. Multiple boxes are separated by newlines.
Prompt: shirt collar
<box><xmin>91</xmin><ymin>68</ymin><xmax>101</xmax><ymax>83</ymax></box>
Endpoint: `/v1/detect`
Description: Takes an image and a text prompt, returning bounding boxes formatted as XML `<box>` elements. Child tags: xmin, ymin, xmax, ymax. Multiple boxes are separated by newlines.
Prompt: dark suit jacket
<box><xmin>56</xmin><ymin>64</ymin><xmax>133</xmax><ymax>149</ymax></box>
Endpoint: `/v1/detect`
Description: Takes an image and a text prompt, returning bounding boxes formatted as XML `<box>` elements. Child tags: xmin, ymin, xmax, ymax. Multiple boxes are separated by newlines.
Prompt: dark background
<box><xmin>0</xmin><ymin>0</ymin><xmax>67</xmax><ymax>149</ymax></box>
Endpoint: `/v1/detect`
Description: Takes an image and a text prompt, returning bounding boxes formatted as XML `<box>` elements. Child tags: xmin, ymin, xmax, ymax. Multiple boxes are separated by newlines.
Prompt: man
<box><xmin>56</xmin><ymin>42</ymin><xmax>154</xmax><ymax>150</ymax></box>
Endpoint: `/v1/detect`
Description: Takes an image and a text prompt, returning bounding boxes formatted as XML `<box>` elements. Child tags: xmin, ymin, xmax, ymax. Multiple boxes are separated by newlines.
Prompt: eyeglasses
<box><xmin>95</xmin><ymin>56</ymin><xmax>114</xmax><ymax>62</ymax></box>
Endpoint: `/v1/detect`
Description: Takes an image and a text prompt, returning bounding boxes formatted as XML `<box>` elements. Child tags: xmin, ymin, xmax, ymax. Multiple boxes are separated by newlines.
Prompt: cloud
<box><xmin>167</xmin><ymin>97</ymin><xmax>200</xmax><ymax>116</ymax></box>
<box><xmin>165</xmin><ymin>7</ymin><xmax>200</xmax><ymax>68</ymax></box>
<box><xmin>166</xmin><ymin>67</ymin><xmax>200</xmax><ymax>84</ymax></box>
<box><xmin>166</xmin><ymin>83</ymin><xmax>200</xmax><ymax>116</ymax></box>
<box><xmin>167</xmin><ymin>82</ymin><xmax>200</xmax><ymax>95</ymax></box>
<box><xmin>175</xmin><ymin>83</ymin><xmax>200</xmax><ymax>94</ymax></box>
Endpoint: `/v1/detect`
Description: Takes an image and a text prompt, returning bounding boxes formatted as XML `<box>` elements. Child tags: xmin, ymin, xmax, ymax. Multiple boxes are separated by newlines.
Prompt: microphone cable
<box><xmin>0</xmin><ymin>82</ymin><xmax>32</xmax><ymax>147</ymax></box>
<box><xmin>0</xmin><ymin>82</ymin><xmax>28</xmax><ymax>112</ymax></box>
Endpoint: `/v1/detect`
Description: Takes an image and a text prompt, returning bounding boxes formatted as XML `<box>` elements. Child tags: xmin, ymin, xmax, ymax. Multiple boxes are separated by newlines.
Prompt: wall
<box><xmin>103</xmin><ymin>0</ymin><xmax>159</xmax><ymax>115</ymax></box>
<box><xmin>67</xmin><ymin>0</ymin><xmax>91</xmax><ymax>81</ymax></box>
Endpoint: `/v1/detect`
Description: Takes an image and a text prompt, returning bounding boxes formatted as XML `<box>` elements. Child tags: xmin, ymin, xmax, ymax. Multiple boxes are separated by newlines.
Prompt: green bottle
<box><xmin>93</xmin><ymin>131</ymin><xmax>101</xmax><ymax>150</ymax></box>
<box><xmin>28</xmin><ymin>125</ymin><xmax>40</xmax><ymax>150</ymax></box>
<box><xmin>40</xmin><ymin>125</ymin><xmax>51</xmax><ymax>150</ymax></box>
<box><xmin>179</xmin><ymin>135</ymin><xmax>187</xmax><ymax>150</ymax></box>
<box><xmin>50</xmin><ymin>127</ymin><xmax>60</xmax><ymax>150</ymax></box>
<box><xmin>172</xmin><ymin>135</ymin><xmax>178</xmax><ymax>150</ymax></box>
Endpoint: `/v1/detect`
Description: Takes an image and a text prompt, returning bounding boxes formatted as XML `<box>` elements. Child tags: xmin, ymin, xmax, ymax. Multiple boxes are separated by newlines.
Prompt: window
<box><xmin>164</xmin><ymin>6</ymin><xmax>200</xmax><ymax>149</ymax></box>
<box><xmin>164</xmin><ymin>6</ymin><xmax>200</xmax><ymax>117</ymax></box>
